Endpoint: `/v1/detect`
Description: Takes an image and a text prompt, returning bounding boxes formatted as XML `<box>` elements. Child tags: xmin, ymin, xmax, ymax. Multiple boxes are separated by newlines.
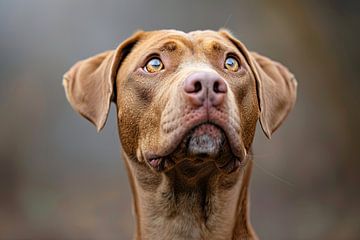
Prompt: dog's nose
<box><xmin>183</xmin><ymin>71</ymin><xmax>227</xmax><ymax>107</ymax></box>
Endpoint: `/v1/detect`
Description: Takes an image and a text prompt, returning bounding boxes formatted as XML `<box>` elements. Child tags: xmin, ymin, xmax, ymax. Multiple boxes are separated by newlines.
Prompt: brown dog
<box><xmin>63</xmin><ymin>29</ymin><xmax>297</xmax><ymax>240</ymax></box>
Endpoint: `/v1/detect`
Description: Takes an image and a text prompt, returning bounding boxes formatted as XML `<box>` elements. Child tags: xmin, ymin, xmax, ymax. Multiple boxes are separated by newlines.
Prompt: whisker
<box><xmin>250</xmin><ymin>158</ymin><xmax>296</xmax><ymax>190</ymax></box>
<box><xmin>247</xmin><ymin>152</ymin><xmax>277</xmax><ymax>159</ymax></box>
<box><xmin>222</xmin><ymin>14</ymin><xmax>233</xmax><ymax>29</ymax></box>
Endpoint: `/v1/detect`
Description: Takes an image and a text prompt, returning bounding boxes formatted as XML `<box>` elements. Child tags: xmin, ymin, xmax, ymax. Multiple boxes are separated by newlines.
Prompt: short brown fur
<box><xmin>63</xmin><ymin>29</ymin><xmax>297</xmax><ymax>239</ymax></box>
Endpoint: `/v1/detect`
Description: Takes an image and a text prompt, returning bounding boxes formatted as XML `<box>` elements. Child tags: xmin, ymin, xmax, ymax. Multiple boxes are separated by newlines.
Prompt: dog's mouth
<box><xmin>183</xmin><ymin>123</ymin><xmax>226</xmax><ymax>158</ymax></box>
<box><xmin>148</xmin><ymin>123</ymin><xmax>241</xmax><ymax>173</ymax></box>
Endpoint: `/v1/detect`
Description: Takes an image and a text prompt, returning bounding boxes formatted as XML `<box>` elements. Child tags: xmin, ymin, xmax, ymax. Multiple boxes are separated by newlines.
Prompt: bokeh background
<box><xmin>0</xmin><ymin>0</ymin><xmax>359</xmax><ymax>239</ymax></box>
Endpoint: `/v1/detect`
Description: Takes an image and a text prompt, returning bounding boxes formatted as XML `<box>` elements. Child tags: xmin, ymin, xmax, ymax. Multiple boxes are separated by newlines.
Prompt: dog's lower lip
<box><xmin>146</xmin><ymin>120</ymin><xmax>242</xmax><ymax>168</ymax></box>
<box><xmin>184</xmin><ymin>123</ymin><xmax>224</xmax><ymax>155</ymax></box>
<box><xmin>181</xmin><ymin>122</ymin><xmax>240</xmax><ymax>159</ymax></box>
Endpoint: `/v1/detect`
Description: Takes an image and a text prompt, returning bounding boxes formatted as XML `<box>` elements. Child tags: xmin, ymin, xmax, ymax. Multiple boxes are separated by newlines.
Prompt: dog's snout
<box><xmin>183</xmin><ymin>72</ymin><xmax>227</xmax><ymax>107</ymax></box>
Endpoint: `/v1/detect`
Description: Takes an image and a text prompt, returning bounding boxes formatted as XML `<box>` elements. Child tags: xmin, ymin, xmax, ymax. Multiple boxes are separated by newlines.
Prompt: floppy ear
<box><xmin>220</xmin><ymin>30</ymin><xmax>297</xmax><ymax>138</ymax></box>
<box><xmin>63</xmin><ymin>31</ymin><xmax>144</xmax><ymax>132</ymax></box>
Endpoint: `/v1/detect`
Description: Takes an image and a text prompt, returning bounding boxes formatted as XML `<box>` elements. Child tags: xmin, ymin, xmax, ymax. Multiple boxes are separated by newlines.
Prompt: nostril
<box><xmin>184</xmin><ymin>78</ymin><xmax>203</xmax><ymax>94</ymax></box>
<box><xmin>213</xmin><ymin>80</ymin><xmax>227</xmax><ymax>93</ymax></box>
<box><xmin>213</xmin><ymin>81</ymin><xmax>219</xmax><ymax>93</ymax></box>
<box><xmin>194</xmin><ymin>81</ymin><xmax>202</xmax><ymax>93</ymax></box>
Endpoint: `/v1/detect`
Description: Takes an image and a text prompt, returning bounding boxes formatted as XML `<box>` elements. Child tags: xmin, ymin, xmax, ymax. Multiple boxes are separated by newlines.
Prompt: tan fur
<box><xmin>63</xmin><ymin>29</ymin><xmax>297</xmax><ymax>239</ymax></box>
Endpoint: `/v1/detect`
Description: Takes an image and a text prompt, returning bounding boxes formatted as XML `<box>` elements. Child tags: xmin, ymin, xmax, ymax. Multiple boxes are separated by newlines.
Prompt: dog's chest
<box><xmin>140</xmin><ymin>185</ymin><xmax>235</xmax><ymax>240</ymax></box>
<box><xmin>150</xmin><ymin>214</ymin><xmax>202</xmax><ymax>240</ymax></box>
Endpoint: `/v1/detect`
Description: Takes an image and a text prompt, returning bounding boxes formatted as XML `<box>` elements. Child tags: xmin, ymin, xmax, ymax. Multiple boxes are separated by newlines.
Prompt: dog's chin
<box><xmin>185</xmin><ymin>123</ymin><xmax>226</xmax><ymax>159</ymax></box>
<box><xmin>146</xmin><ymin>123</ymin><xmax>240</xmax><ymax>173</ymax></box>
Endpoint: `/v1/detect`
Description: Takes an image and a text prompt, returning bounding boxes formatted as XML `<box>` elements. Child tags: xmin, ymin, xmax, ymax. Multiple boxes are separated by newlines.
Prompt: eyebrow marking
<box><xmin>202</xmin><ymin>40</ymin><xmax>227</xmax><ymax>54</ymax></box>
<box><xmin>160</xmin><ymin>41</ymin><xmax>178</xmax><ymax>52</ymax></box>
<box><xmin>212</xmin><ymin>42</ymin><xmax>224</xmax><ymax>52</ymax></box>
<box><xmin>146</xmin><ymin>34</ymin><xmax>193</xmax><ymax>52</ymax></box>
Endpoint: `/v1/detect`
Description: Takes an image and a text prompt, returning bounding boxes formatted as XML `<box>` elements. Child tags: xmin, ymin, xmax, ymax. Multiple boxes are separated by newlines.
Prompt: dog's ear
<box><xmin>63</xmin><ymin>31</ymin><xmax>144</xmax><ymax>132</ymax></box>
<box><xmin>220</xmin><ymin>30</ymin><xmax>297</xmax><ymax>138</ymax></box>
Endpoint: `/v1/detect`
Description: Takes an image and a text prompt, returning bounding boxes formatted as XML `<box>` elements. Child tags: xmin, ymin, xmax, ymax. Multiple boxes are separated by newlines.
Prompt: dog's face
<box><xmin>63</xmin><ymin>30</ymin><xmax>297</xmax><ymax>175</ymax></box>
<box><xmin>116</xmin><ymin>30</ymin><xmax>258</xmax><ymax>173</ymax></box>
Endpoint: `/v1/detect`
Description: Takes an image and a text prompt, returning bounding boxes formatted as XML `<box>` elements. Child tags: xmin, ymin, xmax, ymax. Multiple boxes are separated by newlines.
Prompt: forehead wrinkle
<box><xmin>190</xmin><ymin>34</ymin><xmax>237</xmax><ymax>54</ymax></box>
<box><xmin>145</xmin><ymin>34</ymin><xmax>193</xmax><ymax>52</ymax></box>
<box><xmin>202</xmin><ymin>40</ymin><xmax>227</xmax><ymax>53</ymax></box>
<box><xmin>159</xmin><ymin>41</ymin><xmax>177</xmax><ymax>52</ymax></box>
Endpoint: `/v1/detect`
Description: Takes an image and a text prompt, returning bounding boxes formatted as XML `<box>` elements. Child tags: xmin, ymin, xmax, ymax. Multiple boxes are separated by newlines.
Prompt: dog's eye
<box><xmin>144</xmin><ymin>58</ymin><xmax>164</xmax><ymax>73</ymax></box>
<box><xmin>224</xmin><ymin>57</ymin><xmax>239</xmax><ymax>72</ymax></box>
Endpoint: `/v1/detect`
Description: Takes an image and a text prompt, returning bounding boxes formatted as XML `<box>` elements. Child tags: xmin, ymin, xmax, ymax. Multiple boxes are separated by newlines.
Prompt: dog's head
<box><xmin>63</xmin><ymin>30</ymin><xmax>297</xmax><ymax>174</ymax></box>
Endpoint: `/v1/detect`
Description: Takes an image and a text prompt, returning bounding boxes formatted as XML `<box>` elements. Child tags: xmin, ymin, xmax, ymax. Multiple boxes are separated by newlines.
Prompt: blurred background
<box><xmin>0</xmin><ymin>0</ymin><xmax>359</xmax><ymax>239</ymax></box>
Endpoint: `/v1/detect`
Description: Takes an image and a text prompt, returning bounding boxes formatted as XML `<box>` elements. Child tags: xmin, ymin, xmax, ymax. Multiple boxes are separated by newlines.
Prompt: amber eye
<box><xmin>224</xmin><ymin>56</ymin><xmax>239</xmax><ymax>72</ymax></box>
<box><xmin>144</xmin><ymin>57</ymin><xmax>164</xmax><ymax>73</ymax></box>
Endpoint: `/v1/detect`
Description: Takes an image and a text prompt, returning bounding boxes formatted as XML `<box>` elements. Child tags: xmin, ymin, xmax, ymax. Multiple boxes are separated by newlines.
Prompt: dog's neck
<box><xmin>123</xmin><ymin>154</ymin><xmax>257</xmax><ymax>240</ymax></box>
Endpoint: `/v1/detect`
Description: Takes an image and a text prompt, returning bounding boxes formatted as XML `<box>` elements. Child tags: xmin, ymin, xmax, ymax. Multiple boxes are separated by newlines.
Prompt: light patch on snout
<box><xmin>187</xmin><ymin>124</ymin><xmax>225</xmax><ymax>158</ymax></box>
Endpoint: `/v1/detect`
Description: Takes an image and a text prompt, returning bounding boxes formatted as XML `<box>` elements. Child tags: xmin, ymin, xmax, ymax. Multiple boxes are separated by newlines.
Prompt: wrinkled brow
<box><xmin>209</xmin><ymin>41</ymin><xmax>227</xmax><ymax>52</ymax></box>
<box><xmin>146</xmin><ymin>34</ymin><xmax>193</xmax><ymax>52</ymax></box>
<box><xmin>159</xmin><ymin>41</ymin><xmax>178</xmax><ymax>52</ymax></box>
<box><xmin>196</xmin><ymin>40</ymin><xmax>229</xmax><ymax>57</ymax></box>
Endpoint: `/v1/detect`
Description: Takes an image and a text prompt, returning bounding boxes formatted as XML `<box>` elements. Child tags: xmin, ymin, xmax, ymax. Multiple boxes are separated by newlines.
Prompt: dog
<box><xmin>63</xmin><ymin>29</ymin><xmax>297</xmax><ymax>240</ymax></box>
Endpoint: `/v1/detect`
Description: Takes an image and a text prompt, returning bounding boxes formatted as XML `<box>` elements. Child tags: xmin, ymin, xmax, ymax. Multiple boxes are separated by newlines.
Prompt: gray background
<box><xmin>0</xmin><ymin>0</ymin><xmax>359</xmax><ymax>239</ymax></box>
